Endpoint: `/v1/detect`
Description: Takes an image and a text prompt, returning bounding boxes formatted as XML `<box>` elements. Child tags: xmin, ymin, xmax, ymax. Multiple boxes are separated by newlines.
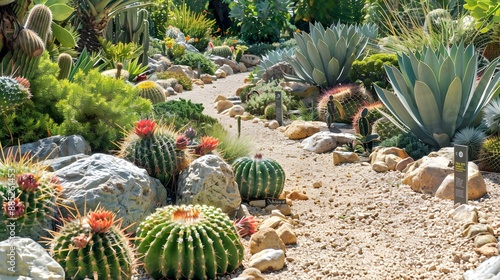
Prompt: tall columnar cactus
<box><xmin>24</xmin><ymin>4</ymin><xmax>52</xmax><ymax>44</ymax></box>
<box><xmin>135</xmin><ymin>81</ymin><xmax>166</xmax><ymax>104</ymax></box>
<box><xmin>232</xmin><ymin>154</ymin><xmax>286</xmax><ymax>201</ymax></box>
<box><xmin>49</xmin><ymin>207</ymin><xmax>136</xmax><ymax>280</ymax></box>
<box><xmin>118</xmin><ymin>119</ymin><xmax>190</xmax><ymax>189</ymax></box>
<box><xmin>209</xmin><ymin>45</ymin><xmax>233</xmax><ymax>58</ymax></box>
<box><xmin>0</xmin><ymin>76</ymin><xmax>31</xmax><ymax>113</ymax></box>
<box><xmin>318</xmin><ymin>84</ymin><xmax>374</xmax><ymax>123</ymax></box>
<box><xmin>0</xmin><ymin>154</ymin><xmax>61</xmax><ymax>241</ymax></box>
<box><xmin>135</xmin><ymin>204</ymin><xmax>244</xmax><ymax>280</ymax></box>
<box><xmin>57</xmin><ymin>53</ymin><xmax>73</xmax><ymax>80</ymax></box>
<box><xmin>479</xmin><ymin>136</ymin><xmax>500</xmax><ymax>172</ymax></box>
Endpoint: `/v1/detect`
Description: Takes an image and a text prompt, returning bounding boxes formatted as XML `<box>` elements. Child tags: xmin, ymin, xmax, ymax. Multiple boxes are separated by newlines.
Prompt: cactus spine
<box><xmin>24</xmin><ymin>4</ymin><xmax>52</xmax><ymax>44</ymax></box>
<box><xmin>49</xmin><ymin>207</ymin><xmax>135</xmax><ymax>280</ymax></box>
<box><xmin>57</xmin><ymin>53</ymin><xmax>73</xmax><ymax>80</ymax></box>
<box><xmin>135</xmin><ymin>204</ymin><xmax>244</xmax><ymax>280</ymax></box>
<box><xmin>318</xmin><ymin>84</ymin><xmax>374</xmax><ymax>123</ymax></box>
<box><xmin>232</xmin><ymin>154</ymin><xmax>286</xmax><ymax>201</ymax></box>
<box><xmin>372</xmin><ymin>117</ymin><xmax>403</xmax><ymax>141</ymax></box>
<box><xmin>209</xmin><ymin>45</ymin><xmax>233</xmax><ymax>58</ymax></box>
<box><xmin>135</xmin><ymin>81</ymin><xmax>166</xmax><ymax>104</ymax></box>
<box><xmin>479</xmin><ymin>136</ymin><xmax>500</xmax><ymax>172</ymax></box>
<box><xmin>0</xmin><ymin>153</ymin><xmax>61</xmax><ymax>241</ymax></box>
<box><xmin>118</xmin><ymin>119</ymin><xmax>190</xmax><ymax>190</ymax></box>
<box><xmin>0</xmin><ymin>76</ymin><xmax>31</xmax><ymax>113</ymax></box>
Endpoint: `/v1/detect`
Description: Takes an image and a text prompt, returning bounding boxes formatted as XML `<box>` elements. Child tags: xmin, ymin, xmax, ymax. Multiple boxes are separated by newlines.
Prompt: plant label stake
<box><xmin>197</xmin><ymin>62</ymin><xmax>201</xmax><ymax>79</ymax></box>
<box><xmin>275</xmin><ymin>91</ymin><xmax>283</xmax><ymax>126</ymax></box>
<box><xmin>454</xmin><ymin>144</ymin><xmax>468</xmax><ymax>205</ymax></box>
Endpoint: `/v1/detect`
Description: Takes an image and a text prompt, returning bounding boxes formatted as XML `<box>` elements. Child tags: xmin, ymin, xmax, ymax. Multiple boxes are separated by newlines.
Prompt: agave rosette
<box><xmin>375</xmin><ymin>43</ymin><xmax>500</xmax><ymax>148</ymax></box>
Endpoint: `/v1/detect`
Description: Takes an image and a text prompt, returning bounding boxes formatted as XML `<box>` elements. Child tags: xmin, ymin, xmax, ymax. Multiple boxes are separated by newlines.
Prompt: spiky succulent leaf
<box><xmin>482</xmin><ymin>97</ymin><xmax>500</xmax><ymax>135</ymax></box>
<box><xmin>452</xmin><ymin>126</ymin><xmax>486</xmax><ymax>160</ymax></box>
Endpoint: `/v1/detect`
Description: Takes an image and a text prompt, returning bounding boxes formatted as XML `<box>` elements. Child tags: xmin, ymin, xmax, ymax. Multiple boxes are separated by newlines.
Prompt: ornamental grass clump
<box><xmin>375</xmin><ymin>43</ymin><xmax>500</xmax><ymax>149</ymax></box>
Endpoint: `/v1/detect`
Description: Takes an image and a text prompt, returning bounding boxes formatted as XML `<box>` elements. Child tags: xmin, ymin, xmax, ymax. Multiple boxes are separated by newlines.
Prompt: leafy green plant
<box><xmin>227</xmin><ymin>0</ymin><xmax>294</xmax><ymax>43</ymax></box>
<box><xmin>147</xmin><ymin>0</ymin><xmax>171</xmax><ymax>38</ymax></box>
<box><xmin>99</xmin><ymin>39</ymin><xmax>143</xmax><ymax>68</ymax></box>
<box><xmin>452</xmin><ymin>126</ymin><xmax>486</xmax><ymax>160</ymax></box>
<box><xmin>123</xmin><ymin>58</ymin><xmax>149</xmax><ymax>82</ymax></box>
<box><xmin>156</xmin><ymin>71</ymin><xmax>193</xmax><ymax>90</ymax></box>
<box><xmin>294</xmin><ymin>0</ymin><xmax>365</xmax><ymax>27</ymax></box>
<box><xmin>168</xmin><ymin>3</ymin><xmax>216</xmax><ymax>51</ymax></box>
<box><xmin>68</xmin><ymin>47</ymin><xmax>107</xmax><ymax>82</ymax></box>
<box><xmin>379</xmin><ymin>132</ymin><xmax>433</xmax><ymax>160</ymax></box>
<box><xmin>349</xmin><ymin>53</ymin><xmax>399</xmax><ymax>96</ymax></box>
<box><xmin>52</xmin><ymin>69</ymin><xmax>152</xmax><ymax>152</ymax></box>
<box><xmin>284</xmin><ymin>22</ymin><xmax>377</xmax><ymax>89</ymax></box>
<box><xmin>246</xmin><ymin>42</ymin><xmax>276</xmax><ymax>56</ymax></box>
<box><xmin>464</xmin><ymin>0</ymin><xmax>500</xmax><ymax>33</ymax></box>
<box><xmin>173</xmin><ymin>52</ymin><xmax>218</xmax><ymax>75</ymax></box>
<box><xmin>375</xmin><ymin>43</ymin><xmax>500</xmax><ymax>149</ymax></box>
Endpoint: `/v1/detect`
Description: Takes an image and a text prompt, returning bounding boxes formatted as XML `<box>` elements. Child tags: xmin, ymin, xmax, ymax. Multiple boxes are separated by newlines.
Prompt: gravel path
<box><xmin>170</xmin><ymin>72</ymin><xmax>500</xmax><ymax>280</ymax></box>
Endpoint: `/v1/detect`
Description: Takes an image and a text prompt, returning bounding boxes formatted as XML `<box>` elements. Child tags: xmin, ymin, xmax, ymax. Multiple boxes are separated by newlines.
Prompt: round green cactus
<box><xmin>0</xmin><ymin>155</ymin><xmax>60</xmax><ymax>241</ymax></box>
<box><xmin>479</xmin><ymin>136</ymin><xmax>500</xmax><ymax>172</ymax></box>
<box><xmin>318</xmin><ymin>84</ymin><xmax>374</xmax><ymax>124</ymax></box>
<box><xmin>136</xmin><ymin>81</ymin><xmax>166</xmax><ymax>104</ymax></box>
<box><xmin>49</xmin><ymin>208</ymin><xmax>135</xmax><ymax>280</ymax></box>
<box><xmin>0</xmin><ymin>76</ymin><xmax>31</xmax><ymax>113</ymax></box>
<box><xmin>372</xmin><ymin>117</ymin><xmax>403</xmax><ymax>141</ymax></box>
<box><xmin>232</xmin><ymin>153</ymin><xmax>285</xmax><ymax>201</ymax></box>
<box><xmin>118</xmin><ymin>119</ymin><xmax>190</xmax><ymax>190</ymax></box>
<box><xmin>209</xmin><ymin>45</ymin><xmax>233</xmax><ymax>58</ymax></box>
<box><xmin>135</xmin><ymin>204</ymin><xmax>244</xmax><ymax>280</ymax></box>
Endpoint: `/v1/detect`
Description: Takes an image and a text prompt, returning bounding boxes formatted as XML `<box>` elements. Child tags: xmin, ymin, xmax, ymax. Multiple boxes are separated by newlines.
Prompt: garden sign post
<box><xmin>454</xmin><ymin>144</ymin><xmax>468</xmax><ymax>205</ymax></box>
<box><xmin>275</xmin><ymin>91</ymin><xmax>283</xmax><ymax>126</ymax></box>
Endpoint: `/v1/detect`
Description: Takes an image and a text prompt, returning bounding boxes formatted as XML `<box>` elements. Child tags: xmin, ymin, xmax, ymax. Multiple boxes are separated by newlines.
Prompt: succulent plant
<box><xmin>118</xmin><ymin>119</ymin><xmax>190</xmax><ymax>189</ymax></box>
<box><xmin>356</xmin><ymin>107</ymin><xmax>380</xmax><ymax>153</ymax></box>
<box><xmin>135</xmin><ymin>204</ymin><xmax>244</xmax><ymax>280</ymax></box>
<box><xmin>232</xmin><ymin>154</ymin><xmax>286</xmax><ymax>201</ymax></box>
<box><xmin>478</xmin><ymin>136</ymin><xmax>500</xmax><ymax>172</ymax></box>
<box><xmin>48</xmin><ymin>207</ymin><xmax>136</xmax><ymax>280</ymax></box>
<box><xmin>482</xmin><ymin>97</ymin><xmax>500</xmax><ymax>136</ymax></box>
<box><xmin>284</xmin><ymin>21</ymin><xmax>377</xmax><ymax>88</ymax></box>
<box><xmin>352</xmin><ymin>102</ymin><xmax>385</xmax><ymax>134</ymax></box>
<box><xmin>375</xmin><ymin>43</ymin><xmax>500</xmax><ymax>148</ymax></box>
<box><xmin>318</xmin><ymin>84</ymin><xmax>374</xmax><ymax>123</ymax></box>
<box><xmin>57</xmin><ymin>53</ymin><xmax>73</xmax><ymax>80</ymax></box>
<box><xmin>452</xmin><ymin>126</ymin><xmax>486</xmax><ymax>161</ymax></box>
<box><xmin>0</xmin><ymin>76</ymin><xmax>31</xmax><ymax>113</ymax></box>
<box><xmin>209</xmin><ymin>45</ymin><xmax>233</xmax><ymax>58</ymax></box>
<box><xmin>136</xmin><ymin>80</ymin><xmax>166</xmax><ymax>104</ymax></box>
<box><xmin>0</xmin><ymin>154</ymin><xmax>61</xmax><ymax>241</ymax></box>
<box><xmin>372</xmin><ymin>117</ymin><xmax>403</xmax><ymax>141</ymax></box>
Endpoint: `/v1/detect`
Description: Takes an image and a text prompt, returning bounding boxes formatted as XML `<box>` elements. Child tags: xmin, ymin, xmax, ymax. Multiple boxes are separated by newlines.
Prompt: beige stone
<box><xmin>259</xmin><ymin>216</ymin><xmax>284</xmax><ymax>230</ymax></box>
<box><xmin>249</xmin><ymin>228</ymin><xmax>286</xmax><ymax>254</ymax></box>
<box><xmin>462</xmin><ymin>223</ymin><xmax>494</xmax><ymax>238</ymax></box>
<box><xmin>332</xmin><ymin>151</ymin><xmax>360</xmax><ymax>165</ymax></box>
<box><xmin>435</xmin><ymin>162</ymin><xmax>487</xmax><ymax>200</ymax></box>
<box><xmin>372</xmin><ymin>161</ymin><xmax>389</xmax><ymax>172</ymax></box>
<box><xmin>283</xmin><ymin>120</ymin><xmax>320</xmax><ymax>140</ymax></box>
<box><xmin>277</xmin><ymin>204</ymin><xmax>292</xmax><ymax>216</ymax></box>
<box><xmin>248</xmin><ymin>249</ymin><xmax>286</xmax><ymax>272</ymax></box>
<box><xmin>229</xmin><ymin>105</ymin><xmax>245</xmax><ymax>117</ymax></box>
<box><xmin>448</xmin><ymin>204</ymin><xmax>478</xmax><ymax>224</ymax></box>
<box><xmin>287</xmin><ymin>190</ymin><xmax>309</xmax><ymax>200</ymax></box>
<box><xmin>236</xmin><ymin>83</ymin><xmax>254</xmax><ymax>97</ymax></box>
<box><xmin>216</xmin><ymin>100</ymin><xmax>233</xmax><ymax>113</ymax></box>
<box><xmin>474</xmin><ymin>234</ymin><xmax>498</xmax><ymax>248</ymax></box>
<box><xmin>213</xmin><ymin>95</ymin><xmax>227</xmax><ymax>103</ymax></box>
<box><xmin>238</xmin><ymin>268</ymin><xmax>265</xmax><ymax>280</ymax></box>
<box><xmin>402</xmin><ymin>156</ymin><xmax>454</xmax><ymax>194</ymax></box>
<box><xmin>276</xmin><ymin>223</ymin><xmax>297</xmax><ymax>245</ymax></box>
<box><xmin>475</xmin><ymin>243</ymin><xmax>499</xmax><ymax>257</ymax></box>
<box><xmin>249</xmin><ymin>200</ymin><xmax>266</xmax><ymax>208</ymax></box>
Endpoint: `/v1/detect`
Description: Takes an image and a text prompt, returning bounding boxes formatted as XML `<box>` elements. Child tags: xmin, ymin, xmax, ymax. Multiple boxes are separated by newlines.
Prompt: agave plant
<box><xmin>284</xmin><ymin>21</ymin><xmax>377</xmax><ymax>89</ymax></box>
<box><xmin>375</xmin><ymin>43</ymin><xmax>500</xmax><ymax>148</ymax></box>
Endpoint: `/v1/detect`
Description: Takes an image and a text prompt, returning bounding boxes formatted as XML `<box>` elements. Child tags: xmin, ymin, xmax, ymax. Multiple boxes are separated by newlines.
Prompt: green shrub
<box><xmin>168</xmin><ymin>3</ymin><xmax>215</xmax><ymax>51</ymax></box>
<box><xmin>294</xmin><ymin>0</ymin><xmax>365</xmax><ymax>27</ymax></box>
<box><xmin>173</xmin><ymin>52</ymin><xmax>217</xmax><ymax>75</ymax></box>
<box><xmin>379</xmin><ymin>132</ymin><xmax>433</xmax><ymax>160</ymax></box>
<box><xmin>156</xmin><ymin>71</ymin><xmax>193</xmax><ymax>90</ymax></box>
<box><xmin>52</xmin><ymin>69</ymin><xmax>152</xmax><ymax>152</ymax></box>
<box><xmin>147</xmin><ymin>0</ymin><xmax>171</xmax><ymax>38</ymax></box>
<box><xmin>244</xmin><ymin>80</ymin><xmax>296</xmax><ymax>116</ymax></box>
<box><xmin>246</xmin><ymin>43</ymin><xmax>275</xmax><ymax>57</ymax></box>
<box><xmin>349</xmin><ymin>53</ymin><xmax>399</xmax><ymax>97</ymax></box>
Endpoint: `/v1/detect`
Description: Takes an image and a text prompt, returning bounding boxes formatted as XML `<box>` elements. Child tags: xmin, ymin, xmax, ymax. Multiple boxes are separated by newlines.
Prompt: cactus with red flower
<box><xmin>48</xmin><ymin>207</ymin><xmax>135</xmax><ymax>279</ymax></box>
<box><xmin>194</xmin><ymin>136</ymin><xmax>219</xmax><ymax>156</ymax></box>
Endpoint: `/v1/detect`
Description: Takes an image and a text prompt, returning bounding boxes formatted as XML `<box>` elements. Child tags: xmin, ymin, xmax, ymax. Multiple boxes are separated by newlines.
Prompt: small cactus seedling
<box><xmin>136</xmin><ymin>204</ymin><xmax>244</xmax><ymax>280</ymax></box>
<box><xmin>232</xmin><ymin>154</ymin><xmax>286</xmax><ymax>201</ymax></box>
<box><xmin>47</xmin><ymin>206</ymin><xmax>136</xmax><ymax>280</ymax></box>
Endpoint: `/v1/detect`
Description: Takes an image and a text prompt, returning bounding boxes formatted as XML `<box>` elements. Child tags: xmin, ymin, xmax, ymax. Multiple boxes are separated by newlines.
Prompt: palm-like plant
<box><xmin>375</xmin><ymin>43</ymin><xmax>500</xmax><ymax>148</ymax></box>
<box><xmin>284</xmin><ymin>22</ymin><xmax>377</xmax><ymax>89</ymax></box>
<box><xmin>73</xmin><ymin>0</ymin><xmax>151</xmax><ymax>52</ymax></box>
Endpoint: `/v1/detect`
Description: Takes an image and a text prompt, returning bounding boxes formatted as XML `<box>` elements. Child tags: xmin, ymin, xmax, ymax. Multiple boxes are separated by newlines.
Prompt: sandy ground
<box><xmin>170</xmin><ymin>72</ymin><xmax>500</xmax><ymax>280</ymax></box>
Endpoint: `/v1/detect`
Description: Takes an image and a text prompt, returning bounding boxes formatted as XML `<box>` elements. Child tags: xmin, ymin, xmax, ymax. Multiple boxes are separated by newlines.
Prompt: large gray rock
<box><xmin>176</xmin><ymin>155</ymin><xmax>241</xmax><ymax>216</ymax></box>
<box><xmin>262</xmin><ymin>61</ymin><xmax>294</xmax><ymax>82</ymax></box>
<box><xmin>463</xmin><ymin>255</ymin><xmax>500</xmax><ymax>280</ymax></box>
<box><xmin>4</xmin><ymin>135</ymin><xmax>91</xmax><ymax>161</ymax></box>
<box><xmin>0</xmin><ymin>237</ymin><xmax>64</xmax><ymax>279</ymax></box>
<box><xmin>54</xmin><ymin>153</ymin><xmax>167</xmax><ymax>232</ymax></box>
<box><xmin>301</xmin><ymin>132</ymin><xmax>355</xmax><ymax>153</ymax></box>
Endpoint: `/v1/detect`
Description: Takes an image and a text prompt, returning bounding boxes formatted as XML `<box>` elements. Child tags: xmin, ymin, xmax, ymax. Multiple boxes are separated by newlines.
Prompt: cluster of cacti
<box><xmin>0</xmin><ymin>155</ymin><xmax>61</xmax><ymax>241</ymax></box>
<box><xmin>318</xmin><ymin>84</ymin><xmax>374</xmax><ymax>124</ymax></box>
<box><xmin>105</xmin><ymin>6</ymin><xmax>150</xmax><ymax>67</ymax></box>
<box><xmin>372</xmin><ymin>117</ymin><xmax>403</xmax><ymax>141</ymax></box>
<box><xmin>135</xmin><ymin>81</ymin><xmax>166</xmax><ymax>104</ymax></box>
<box><xmin>209</xmin><ymin>45</ymin><xmax>233</xmax><ymax>58</ymax></box>
<box><xmin>48</xmin><ymin>207</ymin><xmax>136</xmax><ymax>279</ymax></box>
<box><xmin>1</xmin><ymin>4</ymin><xmax>52</xmax><ymax>79</ymax></box>
<box><xmin>232</xmin><ymin>154</ymin><xmax>285</xmax><ymax>201</ymax></box>
<box><xmin>118</xmin><ymin>119</ymin><xmax>190</xmax><ymax>189</ymax></box>
<box><xmin>135</xmin><ymin>204</ymin><xmax>244</xmax><ymax>280</ymax></box>
<box><xmin>479</xmin><ymin>136</ymin><xmax>500</xmax><ymax>172</ymax></box>
<box><xmin>57</xmin><ymin>53</ymin><xmax>73</xmax><ymax>80</ymax></box>
<box><xmin>0</xmin><ymin>76</ymin><xmax>32</xmax><ymax>113</ymax></box>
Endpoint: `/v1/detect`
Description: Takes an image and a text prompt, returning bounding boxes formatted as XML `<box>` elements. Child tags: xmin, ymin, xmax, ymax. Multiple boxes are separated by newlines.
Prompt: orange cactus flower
<box><xmin>185</xmin><ymin>35</ymin><xmax>191</xmax><ymax>42</ymax></box>
<box><xmin>296</xmin><ymin>29</ymin><xmax>301</xmax><ymax>33</ymax></box>
<box><xmin>72</xmin><ymin>233</ymin><xmax>89</xmax><ymax>249</ymax></box>
<box><xmin>217</xmin><ymin>27</ymin><xmax>221</xmax><ymax>33</ymax></box>
<box><xmin>135</xmin><ymin>119</ymin><xmax>155</xmax><ymax>138</ymax></box>
<box><xmin>195</xmin><ymin>38</ymin><xmax>199</xmax><ymax>42</ymax></box>
<box><xmin>194</xmin><ymin>136</ymin><xmax>219</xmax><ymax>156</ymax></box>
<box><xmin>87</xmin><ymin>209</ymin><xmax>114</xmax><ymax>233</ymax></box>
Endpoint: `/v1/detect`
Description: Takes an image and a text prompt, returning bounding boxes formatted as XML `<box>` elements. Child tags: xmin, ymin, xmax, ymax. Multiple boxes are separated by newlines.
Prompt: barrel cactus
<box><xmin>352</xmin><ymin>102</ymin><xmax>385</xmax><ymax>134</ymax></box>
<box><xmin>0</xmin><ymin>76</ymin><xmax>31</xmax><ymax>113</ymax></box>
<box><xmin>372</xmin><ymin>117</ymin><xmax>403</xmax><ymax>141</ymax></box>
<box><xmin>318</xmin><ymin>84</ymin><xmax>374</xmax><ymax>123</ymax></box>
<box><xmin>136</xmin><ymin>81</ymin><xmax>166</xmax><ymax>104</ymax></box>
<box><xmin>209</xmin><ymin>45</ymin><xmax>233</xmax><ymax>58</ymax></box>
<box><xmin>479</xmin><ymin>136</ymin><xmax>500</xmax><ymax>172</ymax></box>
<box><xmin>0</xmin><ymin>154</ymin><xmax>61</xmax><ymax>241</ymax></box>
<box><xmin>49</xmin><ymin>207</ymin><xmax>136</xmax><ymax>280</ymax></box>
<box><xmin>232</xmin><ymin>154</ymin><xmax>286</xmax><ymax>201</ymax></box>
<box><xmin>118</xmin><ymin>119</ymin><xmax>190</xmax><ymax>189</ymax></box>
<box><xmin>135</xmin><ymin>204</ymin><xmax>244</xmax><ymax>280</ymax></box>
